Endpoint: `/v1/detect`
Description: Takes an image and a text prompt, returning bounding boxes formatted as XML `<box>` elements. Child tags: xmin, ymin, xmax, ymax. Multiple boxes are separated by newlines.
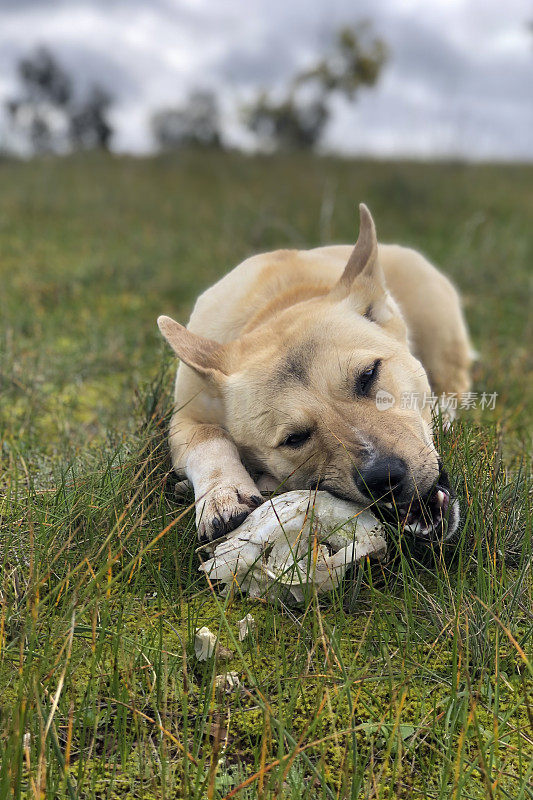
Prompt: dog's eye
<box><xmin>280</xmin><ymin>430</ymin><xmax>312</xmax><ymax>448</ymax></box>
<box><xmin>355</xmin><ymin>359</ymin><xmax>381</xmax><ymax>397</ymax></box>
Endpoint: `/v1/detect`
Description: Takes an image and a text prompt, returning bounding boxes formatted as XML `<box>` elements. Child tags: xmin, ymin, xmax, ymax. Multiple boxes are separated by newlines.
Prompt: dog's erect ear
<box><xmin>330</xmin><ymin>204</ymin><xmax>378</xmax><ymax>300</ymax></box>
<box><xmin>157</xmin><ymin>316</ymin><xmax>227</xmax><ymax>384</ymax></box>
<box><xmin>330</xmin><ymin>204</ymin><xmax>405</xmax><ymax>335</ymax></box>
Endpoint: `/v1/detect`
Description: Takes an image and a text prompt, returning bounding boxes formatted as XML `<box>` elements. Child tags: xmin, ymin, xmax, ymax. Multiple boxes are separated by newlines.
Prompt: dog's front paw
<box><xmin>196</xmin><ymin>486</ymin><xmax>263</xmax><ymax>543</ymax></box>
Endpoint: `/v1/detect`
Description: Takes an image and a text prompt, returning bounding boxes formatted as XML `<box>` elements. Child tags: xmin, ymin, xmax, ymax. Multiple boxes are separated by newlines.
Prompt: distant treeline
<box><xmin>2</xmin><ymin>25</ymin><xmax>387</xmax><ymax>157</ymax></box>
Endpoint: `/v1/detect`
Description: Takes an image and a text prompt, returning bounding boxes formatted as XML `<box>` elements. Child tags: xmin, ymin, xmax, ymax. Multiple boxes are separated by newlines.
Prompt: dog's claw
<box><xmin>198</xmin><ymin>530</ymin><xmax>212</xmax><ymax>545</ymax></box>
<box><xmin>211</xmin><ymin>517</ymin><xmax>224</xmax><ymax>534</ymax></box>
<box><xmin>227</xmin><ymin>510</ymin><xmax>249</xmax><ymax>531</ymax></box>
<box><xmin>196</xmin><ymin>484</ymin><xmax>262</xmax><ymax>542</ymax></box>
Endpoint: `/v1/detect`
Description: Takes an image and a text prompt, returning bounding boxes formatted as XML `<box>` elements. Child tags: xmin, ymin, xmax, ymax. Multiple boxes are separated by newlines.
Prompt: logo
<box><xmin>376</xmin><ymin>389</ymin><xmax>395</xmax><ymax>410</ymax></box>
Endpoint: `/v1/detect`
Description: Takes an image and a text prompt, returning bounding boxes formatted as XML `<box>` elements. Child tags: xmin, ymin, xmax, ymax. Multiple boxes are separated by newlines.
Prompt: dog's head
<box><xmin>159</xmin><ymin>205</ymin><xmax>459</xmax><ymax>541</ymax></box>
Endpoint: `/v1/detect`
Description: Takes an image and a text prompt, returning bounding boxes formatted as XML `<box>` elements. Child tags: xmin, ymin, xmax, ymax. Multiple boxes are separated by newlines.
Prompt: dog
<box><xmin>158</xmin><ymin>205</ymin><xmax>472</xmax><ymax>543</ymax></box>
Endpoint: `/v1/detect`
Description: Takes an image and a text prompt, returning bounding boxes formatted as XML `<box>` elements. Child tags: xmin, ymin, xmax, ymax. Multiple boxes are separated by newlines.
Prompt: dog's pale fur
<box><xmin>158</xmin><ymin>205</ymin><xmax>472</xmax><ymax>540</ymax></box>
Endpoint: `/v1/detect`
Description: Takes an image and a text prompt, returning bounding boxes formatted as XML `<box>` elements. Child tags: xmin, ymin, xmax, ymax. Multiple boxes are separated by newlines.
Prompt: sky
<box><xmin>0</xmin><ymin>0</ymin><xmax>531</xmax><ymax>160</ymax></box>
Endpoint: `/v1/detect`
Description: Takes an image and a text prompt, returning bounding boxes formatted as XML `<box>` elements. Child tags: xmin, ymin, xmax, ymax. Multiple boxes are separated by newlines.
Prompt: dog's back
<box><xmin>185</xmin><ymin>243</ymin><xmax>471</xmax><ymax>398</ymax></box>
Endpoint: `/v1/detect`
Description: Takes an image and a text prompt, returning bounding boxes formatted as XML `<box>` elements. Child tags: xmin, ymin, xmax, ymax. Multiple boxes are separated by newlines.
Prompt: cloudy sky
<box><xmin>0</xmin><ymin>0</ymin><xmax>531</xmax><ymax>160</ymax></box>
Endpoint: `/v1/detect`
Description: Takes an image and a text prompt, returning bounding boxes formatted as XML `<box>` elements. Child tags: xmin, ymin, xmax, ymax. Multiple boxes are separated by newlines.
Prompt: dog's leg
<box><xmin>425</xmin><ymin>331</ymin><xmax>473</xmax><ymax>430</ymax></box>
<box><xmin>170</xmin><ymin>416</ymin><xmax>263</xmax><ymax>541</ymax></box>
<box><xmin>256</xmin><ymin>473</ymin><xmax>280</xmax><ymax>494</ymax></box>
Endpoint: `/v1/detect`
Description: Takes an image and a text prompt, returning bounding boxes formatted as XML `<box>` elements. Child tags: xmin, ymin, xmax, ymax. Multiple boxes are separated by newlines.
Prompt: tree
<box><xmin>6</xmin><ymin>47</ymin><xmax>72</xmax><ymax>154</ymax></box>
<box><xmin>151</xmin><ymin>90</ymin><xmax>222</xmax><ymax>151</ymax></box>
<box><xmin>246</xmin><ymin>94</ymin><xmax>328</xmax><ymax>152</ymax></box>
<box><xmin>5</xmin><ymin>47</ymin><xmax>114</xmax><ymax>155</ymax></box>
<box><xmin>70</xmin><ymin>86</ymin><xmax>113</xmax><ymax>151</ymax></box>
<box><xmin>244</xmin><ymin>24</ymin><xmax>387</xmax><ymax>152</ymax></box>
<box><xmin>298</xmin><ymin>24</ymin><xmax>387</xmax><ymax>98</ymax></box>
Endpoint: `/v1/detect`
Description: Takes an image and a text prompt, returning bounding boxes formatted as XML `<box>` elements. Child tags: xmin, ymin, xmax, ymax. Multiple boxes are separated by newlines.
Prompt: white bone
<box><xmin>215</xmin><ymin>671</ymin><xmax>241</xmax><ymax>694</ymax></box>
<box><xmin>194</xmin><ymin>626</ymin><xmax>217</xmax><ymax>661</ymax></box>
<box><xmin>238</xmin><ymin>613</ymin><xmax>255</xmax><ymax>641</ymax></box>
<box><xmin>199</xmin><ymin>491</ymin><xmax>386</xmax><ymax>601</ymax></box>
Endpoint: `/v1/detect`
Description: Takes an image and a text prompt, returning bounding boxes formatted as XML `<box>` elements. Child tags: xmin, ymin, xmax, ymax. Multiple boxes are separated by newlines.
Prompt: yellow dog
<box><xmin>158</xmin><ymin>205</ymin><xmax>472</xmax><ymax>543</ymax></box>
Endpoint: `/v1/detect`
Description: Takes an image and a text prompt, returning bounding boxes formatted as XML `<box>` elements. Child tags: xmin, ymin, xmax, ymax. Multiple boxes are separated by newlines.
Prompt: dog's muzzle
<box><xmin>372</xmin><ymin>467</ymin><xmax>460</xmax><ymax>542</ymax></box>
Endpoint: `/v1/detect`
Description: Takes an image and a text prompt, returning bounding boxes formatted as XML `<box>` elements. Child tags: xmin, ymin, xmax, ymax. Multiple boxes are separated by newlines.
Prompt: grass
<box><xmin>0</xmin><ymin>151</ymin><xmax>531</xmax><ymax>799</ymax></box>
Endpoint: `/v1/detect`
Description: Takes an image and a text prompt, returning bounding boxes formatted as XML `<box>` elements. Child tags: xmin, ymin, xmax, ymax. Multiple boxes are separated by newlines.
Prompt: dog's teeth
<box><xmin>383</xmin><ymin>503</ymin><xmax>393</xmax><ymax>509</ymax></box>
<box><xmin>436</xmin><ymin>490</ymin><xmax>446</xmax><ymax>508</ymax></box>
<box><xmin>405</xmin><ymin>520</ymin><xmax>422</xmax><ymax>534</ymax></box>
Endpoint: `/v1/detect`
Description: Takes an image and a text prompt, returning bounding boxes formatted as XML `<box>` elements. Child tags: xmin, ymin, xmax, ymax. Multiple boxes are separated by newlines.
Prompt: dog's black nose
<box><xmin>354</xmin><ymin>456</ymin><xmax>407</xmax><ymax>501</ymax></box>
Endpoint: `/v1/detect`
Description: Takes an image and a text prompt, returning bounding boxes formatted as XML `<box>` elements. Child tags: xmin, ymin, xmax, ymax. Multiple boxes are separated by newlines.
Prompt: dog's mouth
<box><xmin>372</xmin><ymin>468</ymin><xmax>460</xmax><ymax>542</ymax></box>
<box><xmin>312</xmin><ymin>467</ymin><xmax>460</xmax><ymax>543</ymax></box>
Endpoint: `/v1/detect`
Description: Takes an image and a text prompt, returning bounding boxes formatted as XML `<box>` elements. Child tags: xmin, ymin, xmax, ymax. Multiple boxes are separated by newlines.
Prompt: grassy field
<box><xmin>0</xmin><ymin>151</ymin><xmax>531</xmax><ymax>799</ymax></box>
